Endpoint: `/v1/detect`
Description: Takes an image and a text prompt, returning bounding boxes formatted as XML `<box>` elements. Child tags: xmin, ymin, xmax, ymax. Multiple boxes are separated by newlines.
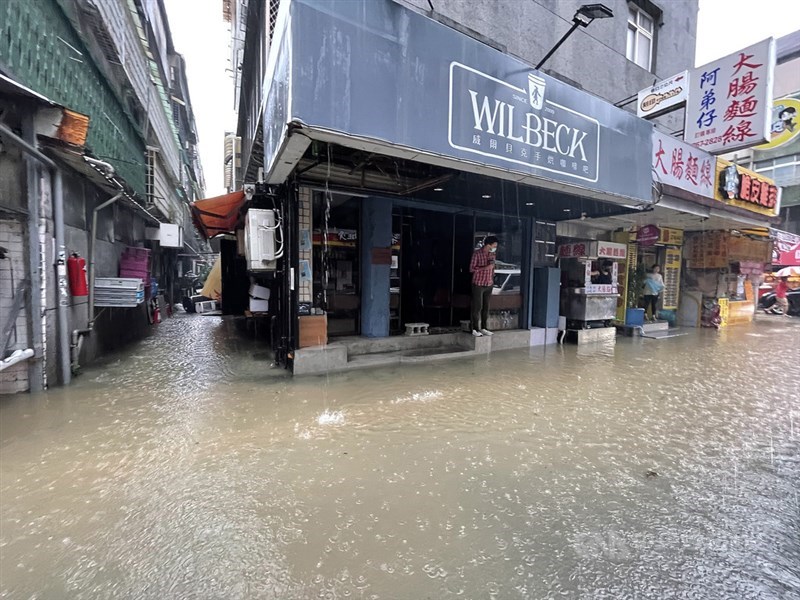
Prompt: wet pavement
<box><xmin>1</xmin><ymin>314</ymin><xmax>799</xmax><ymax>599</ymax></box>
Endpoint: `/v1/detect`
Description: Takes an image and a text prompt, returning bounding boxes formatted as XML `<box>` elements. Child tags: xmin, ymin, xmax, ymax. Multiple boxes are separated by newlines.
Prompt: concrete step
<box><xmin>642</xmin><ymin>321</ymin><xmax>669</xmax><ymax>333</ymax></box>
<box><xmin>335</xmin><ymin>332</ymin><xmax>470</xmax><ymax>357</ymax></box>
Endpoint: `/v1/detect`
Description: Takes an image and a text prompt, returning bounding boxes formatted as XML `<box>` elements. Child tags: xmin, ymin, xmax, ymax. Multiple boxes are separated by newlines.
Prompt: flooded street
<box><xmin>1</xmin><ymin>316</ymin><xmax>799</xmax><ymax>599</ymax></box>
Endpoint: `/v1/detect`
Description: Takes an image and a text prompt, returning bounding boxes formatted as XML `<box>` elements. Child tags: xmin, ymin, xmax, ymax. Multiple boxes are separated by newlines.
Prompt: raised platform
<box><xmin>292</xmin><ymin>328</ymin><xmax>553</xmax><ymax>375</ymax></box>
<box><xmin>616</xmin><ymin>320</ymin><xmax>670</xmax><ymax>337</ymax></box>
<box><xmin>564</xmin><ymin>327</ymin><xmax>617</xmax><ymax>345</ymax></box>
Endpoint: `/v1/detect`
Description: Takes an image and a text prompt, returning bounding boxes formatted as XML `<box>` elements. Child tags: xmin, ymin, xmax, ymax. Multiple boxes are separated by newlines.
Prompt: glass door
<box><xmin>312</xmin><ymin>192</ymin><xmax>361</xmax><ymax>337</ymax></box>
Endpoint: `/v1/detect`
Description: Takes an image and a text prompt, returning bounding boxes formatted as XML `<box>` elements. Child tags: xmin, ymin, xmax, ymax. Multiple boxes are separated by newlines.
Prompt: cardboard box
<box><xmin>249</xmin><ymin>298</ymin><xmax>269</xmax><ymax>312</ymax></box>
<box><xmin>249</xmin><ymin>284</ymin><xmax>271</xmax><ymax>300</ymax></box>
<box><xmin>299</xmin><ymin>315</ymin><xmax>327</xmax><ymax>347</ymax></box>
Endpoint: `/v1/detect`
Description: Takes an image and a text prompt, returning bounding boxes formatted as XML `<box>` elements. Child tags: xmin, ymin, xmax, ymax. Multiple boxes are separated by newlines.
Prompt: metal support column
<box><xmin>22</xmin><ymin>113</ymin><xmax>45</xmax><ymax>391</ymax></box>
<box><xmin>52</xmin><ymin>170</ymin><xmax>71</xmax><ymax>385</ymax></box>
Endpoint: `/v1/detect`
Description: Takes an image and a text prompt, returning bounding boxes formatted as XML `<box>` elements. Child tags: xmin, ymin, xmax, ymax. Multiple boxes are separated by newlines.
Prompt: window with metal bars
<box><xmin>268</xmin><ymin>0</ymin><xmax>280</xmax><ymax>46</ymax></box>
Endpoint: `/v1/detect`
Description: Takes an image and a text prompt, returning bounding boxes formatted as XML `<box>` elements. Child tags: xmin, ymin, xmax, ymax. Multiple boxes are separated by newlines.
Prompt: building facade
<box><xmin>0</xmin><ymin>0</ymin><xmax>205</xmax><ymax>393</ymax></box>
<box><xmin>196</xmin><ymin>0</ymin><xmax>711</xmax><ymax>375</ymax></box>
<box><xmin>725</xmin><ymin>30</ymin><xmax>800</xmax><ymax>236</ymax></box>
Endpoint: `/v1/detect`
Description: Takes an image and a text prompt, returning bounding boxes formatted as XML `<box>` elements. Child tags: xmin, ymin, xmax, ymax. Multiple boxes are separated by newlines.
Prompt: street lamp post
<box><xmin>535</xmin><ymin>3</ymin><xmax>614</xmax><ymax>71</ymax></box>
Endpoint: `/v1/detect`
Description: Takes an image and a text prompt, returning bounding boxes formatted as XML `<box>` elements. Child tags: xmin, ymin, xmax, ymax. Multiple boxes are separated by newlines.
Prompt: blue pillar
<box><xmin>533</xmin><ymin>267</ymin><xmax>560</xmax><ymax>328</ymax></box>
<box><xmin>361</xmin><ymin>197</ymin><xmax>392</xmax><ymax>337</ymax></box>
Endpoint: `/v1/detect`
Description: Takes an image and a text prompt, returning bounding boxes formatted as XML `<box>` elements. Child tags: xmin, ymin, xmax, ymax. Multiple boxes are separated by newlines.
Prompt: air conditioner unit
<box><xmin>244</xmin><ymin>209</ymin><xmax>283</xmax><ymax>271</ymax></box>
<box><xmin>159</xmin><ymin>223</ymin><xmax>183</xmax><ymax>248</ymax></box>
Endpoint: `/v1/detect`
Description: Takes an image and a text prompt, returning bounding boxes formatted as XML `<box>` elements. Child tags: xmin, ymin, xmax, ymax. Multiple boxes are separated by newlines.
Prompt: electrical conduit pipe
<box><xmin>70</xmin><ymin>191</ymin><xmax>124</xmax><ymax>373</ymax></box>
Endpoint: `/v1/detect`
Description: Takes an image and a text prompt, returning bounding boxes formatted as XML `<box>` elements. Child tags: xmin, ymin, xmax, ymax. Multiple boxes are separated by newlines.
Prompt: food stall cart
<box><xmin>558</xmin><ymin>240</ymin><xmax>628</xmax><ymax>330</ymax></box>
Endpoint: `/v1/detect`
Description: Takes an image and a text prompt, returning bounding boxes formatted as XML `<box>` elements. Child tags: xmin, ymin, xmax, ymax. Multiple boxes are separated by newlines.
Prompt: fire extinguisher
<box><xmin>153</xmin><ymin>299</ymin><xmax>161</xmax><ymax>324</ymax></box>
<box><xmin>67</xmin><ymin>252</ymin><xmax>88</xmax><ymax>297</ymax></box>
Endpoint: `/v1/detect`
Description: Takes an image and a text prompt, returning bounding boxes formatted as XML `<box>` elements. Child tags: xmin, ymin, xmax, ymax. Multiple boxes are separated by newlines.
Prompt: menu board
<box><xmin>687</xmin><ymin>231</ymin><xmax>728</xmax><ymax>269</ymax></box>
<box><xmin>662</xmin><ymin>247</ymin><xmax>682</xmax><ymax>310</ymax></box>
<box><xmin>727</xmin><ymin>236</ymin><xmax>772</xmax><ymax>263</ymax></box>
<box><xmin>658</xmin><ymin>227</ymin><xmax>684</xmax><ymax>246</ymax></box>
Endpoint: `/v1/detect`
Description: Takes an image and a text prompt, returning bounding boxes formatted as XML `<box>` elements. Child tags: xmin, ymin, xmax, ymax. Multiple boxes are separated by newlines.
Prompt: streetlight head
<box><xmin>574</xmin><ymin>3</ymin><xmax>613</xmax><ymax>26</ymax></box>
<box><xmin>536</xmin><ymin>2</ymin><xmax>613</xmax><ymax>69</ymax></box>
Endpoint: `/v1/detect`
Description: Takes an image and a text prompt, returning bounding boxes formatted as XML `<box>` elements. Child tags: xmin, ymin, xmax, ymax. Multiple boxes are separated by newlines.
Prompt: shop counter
<box><xmin>561</xmin><ymin>288</ymin><xmax>619</xmax><ymax>322</ymax></box>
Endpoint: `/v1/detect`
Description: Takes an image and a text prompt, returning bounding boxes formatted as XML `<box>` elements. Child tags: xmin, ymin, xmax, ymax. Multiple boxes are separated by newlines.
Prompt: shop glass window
<box><xmin>475</xmin><ymin>215</ymin><xmax>526</xmax><ymax>329</ymax></box>
<box><xmin>755</xmin><ymin>154</ymin><xmax>800</xmax><ymax>185</ymax></box>
<box><xmin>754</xmin><ymin>159</ymin><xmax>773</xmax><ymax>172</ymax></box>
<box><xmin>627</xmin><ymin>5</ymin><xmax>654</xmax><ymax>70</ymax></box>
<box><xmin>312</xmin><ymin>192</ymin><xmax>361</xmax><ymax>336</ymax></box>
<box><xmin>474</xmin><ymin>216</ymin><xmax>524</xmax><ymax>273</ymax></box>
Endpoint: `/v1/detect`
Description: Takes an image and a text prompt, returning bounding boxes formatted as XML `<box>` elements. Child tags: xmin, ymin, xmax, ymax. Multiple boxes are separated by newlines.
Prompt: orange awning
<box><xmin>190</xmin><ymin>190</ymin><xmax>245</xmax><ymax>239</ymax></box>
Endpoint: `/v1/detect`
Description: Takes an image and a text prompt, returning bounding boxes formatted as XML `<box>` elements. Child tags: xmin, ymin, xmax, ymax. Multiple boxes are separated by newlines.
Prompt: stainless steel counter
<box><xmin>561</xmin><ymin>289</ymin><xmax>619</xmax><ymax>322</ymax></box>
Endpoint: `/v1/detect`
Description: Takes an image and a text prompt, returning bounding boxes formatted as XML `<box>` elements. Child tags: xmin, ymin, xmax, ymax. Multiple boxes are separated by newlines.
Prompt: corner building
<box><xmin>213</xmin><ymin>0</ymin><xmax>699</xmax><ymax>373</ymax></box>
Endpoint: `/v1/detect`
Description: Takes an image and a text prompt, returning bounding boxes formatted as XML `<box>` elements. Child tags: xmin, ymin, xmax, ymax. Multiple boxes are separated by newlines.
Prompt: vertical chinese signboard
<box><xmin>662</xmin><ymin>247</ymin><xmax>682</xmax><ymax>310</ymax></box>
<box><xmin>684</xmin><ymin>38</ymin><xmax>775</xmax><ymax>154</ymax></box>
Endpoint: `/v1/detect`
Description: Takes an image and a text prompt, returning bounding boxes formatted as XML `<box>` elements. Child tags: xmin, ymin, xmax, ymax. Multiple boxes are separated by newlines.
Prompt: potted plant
<box><xmin>625</xmin><ymin>262</ymin><xmax>647</xmax><ymax>326</ymax></box>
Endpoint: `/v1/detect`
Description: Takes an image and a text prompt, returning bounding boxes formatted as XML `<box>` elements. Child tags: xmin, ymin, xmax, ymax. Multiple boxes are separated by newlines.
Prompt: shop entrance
<box><xmin>393</xmin><ymin>204</ymin><xmax>526</xmax><ymax>334</ymax></box>
<box><xmin>394</xmin><ymin>207</ymin><xmax>457</xmax><ymax>330</ymax></box>
<box><xmin>309</xmin><ymin>189</ymin><xmax>529</xmax><ymax>340</ymax></box>
<box><xmin>312</xmin><ymin>192</ymin><xmax>361</xmax><ymax>337</ymax></box>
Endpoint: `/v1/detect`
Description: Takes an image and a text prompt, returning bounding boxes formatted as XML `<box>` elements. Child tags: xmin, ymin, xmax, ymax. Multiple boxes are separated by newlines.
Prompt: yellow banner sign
<box><xmin>754</xmin><ymin>97</ymin><xmax>800</xmax><ymax>150</ymax></box>
<box><xmin>662</xmin><ymin>247</ymin><xmax>681</xmax><ymax>309</ymax></box>
<box><xmin>715</xmin><ymin>159</ymin><xmax>780</xmax><ymax>217</ymax></box>
<box><xmin>658</xmin><ymin>227</ymin><xmax>684</xmax><ymax>246</ymax></box>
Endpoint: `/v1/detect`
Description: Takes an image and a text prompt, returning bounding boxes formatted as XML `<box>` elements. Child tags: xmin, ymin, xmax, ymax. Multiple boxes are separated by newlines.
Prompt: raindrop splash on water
<box><xmin>318</xmin><ymin>410</ymin><xmax>345</xmax><ymax>426</ymax></box>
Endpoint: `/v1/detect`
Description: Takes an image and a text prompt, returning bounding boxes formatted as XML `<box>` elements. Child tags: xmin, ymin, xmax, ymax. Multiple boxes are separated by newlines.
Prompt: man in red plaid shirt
<box><xmin>469</xmin><ymin>236</ymin><xmax>498</xmax><ymax>337</ymax></box>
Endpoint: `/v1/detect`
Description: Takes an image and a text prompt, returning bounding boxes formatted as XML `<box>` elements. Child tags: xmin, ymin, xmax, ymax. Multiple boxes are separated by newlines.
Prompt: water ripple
<box><xmin>0</xmin><ymin>315</ymin><xmax>798</xmax><ymax>598</ymax></box>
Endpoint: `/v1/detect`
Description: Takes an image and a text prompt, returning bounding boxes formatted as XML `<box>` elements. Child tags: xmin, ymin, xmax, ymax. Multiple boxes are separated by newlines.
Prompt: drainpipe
<box><xmin>70</xmin><ymin>191</ymin><xmax>123</xmax><ymax>374</ymax></box>
<box><xmin>88</xmin><ymin>193</ymin><xmax>124</xmax><ymax>328</ymax></box>
<box><xmin>51</xmin><ymin>170</ymin><xmax>71</xmax><ymax>385</ymax></box>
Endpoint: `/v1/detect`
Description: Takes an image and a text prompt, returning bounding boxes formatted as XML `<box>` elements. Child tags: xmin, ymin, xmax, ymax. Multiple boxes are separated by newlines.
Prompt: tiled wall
<box><xmin>0</xmin><ymin>219</ymin><xmax>30</xmax><ymax>394</ymax></box>
<box><xmin>298</xmin><ymin>188</ymin><xmax>313</xmax><ymax>304</ymax></box>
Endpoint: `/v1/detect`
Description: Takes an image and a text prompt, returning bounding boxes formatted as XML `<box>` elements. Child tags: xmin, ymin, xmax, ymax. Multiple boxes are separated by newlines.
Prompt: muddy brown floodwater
<box><xmin>1</xmin><ymin>314</ymin><xmax>799</xmax><ymax>599</ymax></box>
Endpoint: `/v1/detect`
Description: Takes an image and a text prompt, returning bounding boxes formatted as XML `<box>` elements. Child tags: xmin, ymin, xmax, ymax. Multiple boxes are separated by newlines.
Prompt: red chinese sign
<box><xmin>558</xmin><ymin>242</ymin><xmax>587</xmax><ymax>258</ymax></box>
<box><xmin>596</xmin><ymin>241</ymin><xmax>627</xmax><ymax>260</ymax></box>
<box><xmin>558</xmin><ymin>241</ymin><xmax>626</xmax><ymax>260</ymax></box>
<box><xmin>715</xmin><ymin>159</ymin><xmax>780</xmax><ymax>217</ymax></box>
<box><xmin>773</xmin><ymin>230</ymin><xmax>800</xmax><ymax>266</ymax></box>
<box><xmin>652</xmin><ymin>130</ymin><xmax>715</xmax><ymax>197</ymax></box>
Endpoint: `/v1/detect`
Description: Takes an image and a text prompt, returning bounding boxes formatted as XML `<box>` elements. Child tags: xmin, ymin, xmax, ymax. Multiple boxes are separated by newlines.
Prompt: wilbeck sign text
<box><xmin>449</xmin><ymin>63</ymin><xmax>600</xmax><ymax>183</ymax></box>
